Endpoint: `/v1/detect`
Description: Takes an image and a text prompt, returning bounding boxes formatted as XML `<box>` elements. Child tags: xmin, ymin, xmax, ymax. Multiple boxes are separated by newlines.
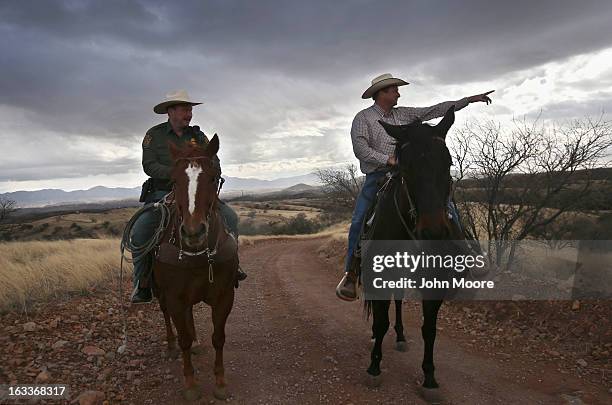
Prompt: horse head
<box><xmin>168</xmin><ymin>134</ymin><xmax>221</xmax><ymax>251</ymax></box>
<box><xmin>379</xmin><ymin>106</ymin><xmax>455</xmax><ymax>239</ymax></box>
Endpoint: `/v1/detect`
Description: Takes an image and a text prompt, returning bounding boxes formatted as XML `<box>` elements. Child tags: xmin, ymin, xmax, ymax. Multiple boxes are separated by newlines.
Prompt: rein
<box><xmin>393</xmin><ymin>177</ymin><xmax>418</xmax><ymax>240</ymax></box>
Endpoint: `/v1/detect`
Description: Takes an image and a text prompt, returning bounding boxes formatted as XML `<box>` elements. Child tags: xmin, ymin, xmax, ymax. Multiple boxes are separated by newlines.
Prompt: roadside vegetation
<box><xmin>0</xmin><ymin>238</ymin><xmax>124</xmax><ymax>312</ymax></box>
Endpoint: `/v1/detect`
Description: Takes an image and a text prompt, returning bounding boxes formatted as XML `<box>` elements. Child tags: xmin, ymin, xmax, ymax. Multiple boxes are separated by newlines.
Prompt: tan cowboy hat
<box><xmin>361</xmin><ymin>73</ymin><xmax>409</xmax><ymax>99</ymax></box>
<box><xmin>153</xmin><ymin>90</ymin><xmax>202</xmax><ymax>114</ymax></box>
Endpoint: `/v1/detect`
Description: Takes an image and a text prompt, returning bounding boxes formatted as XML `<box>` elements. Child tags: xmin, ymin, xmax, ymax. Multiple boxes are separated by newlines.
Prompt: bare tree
<box><xmin>0</xmin><ymin>197</ymin><xmax>17</xmax><ymax>238</ymax></box>
<box><xmin>0</xmin><ymin>197</ymin><xmax>16</xmax><ymax>223</ymax></box>
<box><xmin>450</xmin><ymin>115</ymin><xmax>612</xmax><ymax>268</ymax></box>
<box><xmin>315</xmin><ymin>164</ymin><xmax>364</xmax><ymax>207</ymax></box>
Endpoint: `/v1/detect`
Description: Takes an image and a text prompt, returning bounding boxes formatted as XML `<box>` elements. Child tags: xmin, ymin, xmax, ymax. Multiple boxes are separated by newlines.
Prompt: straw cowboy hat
<box><xmin>153</xmin><ymin>90</ymin><xmax>202</xmax><ymax>114</ymax></box>
<box><xmin>361</xmin><ymin>73</ymin><xmax>409</xmax><ymax>99</ymax></box>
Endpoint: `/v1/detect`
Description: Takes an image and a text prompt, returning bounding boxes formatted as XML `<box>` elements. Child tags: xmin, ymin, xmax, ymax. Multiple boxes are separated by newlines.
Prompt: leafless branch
<box><xmin>450</xmin><ymin>115</ymin><xmax>612</xmax><ymax>268</ymax></box>
<box><xmin>315</xmin><ymin>164</ymin><xmax>364</xmax><ymax>207</ymax></box>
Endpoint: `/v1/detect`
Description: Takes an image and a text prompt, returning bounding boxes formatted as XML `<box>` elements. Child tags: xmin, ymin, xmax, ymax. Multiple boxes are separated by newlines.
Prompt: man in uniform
<box><xmin>130</xmin><ymin>90</ymin><xmax>246</xmax><ymax>304</ymax></box>
<box><xmin>335</xmin><ymin>74</ymin><xmax>493</xmax><ymax>301</ymax></box>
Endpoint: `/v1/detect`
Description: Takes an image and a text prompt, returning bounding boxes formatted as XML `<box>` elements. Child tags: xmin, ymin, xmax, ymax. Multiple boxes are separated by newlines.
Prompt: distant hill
<box><xmin>227</xmin><ymin>183</ymin><xmax>325</xmax><ymax>202</ymax></box>
<box><xmin>455</xmin><ymin>167</ymin><xmax>612</xmax><ymax>211</ymax></box>
<box><xmin>222</xmin><ymin>173</ymin><xmax>320</xmax><ymax>191</ymax></box>
<box><xmin>283</xmin><ymin>183</ymin><xmax>317</xmax><ymax>192</ymax></box>
<box><xmin>2</xmin><ymin>186</ymin><xmax>141</xmax><ymax>208</ymax></box>
<box><xmin>7</xmin><ymin>199</ymin><xmax>142</xmax><ymax>222</ymax></box>
<box><xmin>1</xmin><ymin>173</ymin><xmax>321</xmax><ymax>208</ymax></box>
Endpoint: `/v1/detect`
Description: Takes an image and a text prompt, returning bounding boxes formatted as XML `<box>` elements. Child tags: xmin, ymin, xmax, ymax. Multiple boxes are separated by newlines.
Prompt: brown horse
<box><xmin>152</xmin><ymin>134</ymin><xmax>238</xmax><ymax>401</ymax></box>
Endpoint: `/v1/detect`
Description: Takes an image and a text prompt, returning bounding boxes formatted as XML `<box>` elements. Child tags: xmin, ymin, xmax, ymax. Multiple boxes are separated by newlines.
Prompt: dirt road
<box><xmin>1</xmin><ymin>237</ymin><xmax>609</xmax><ymax>404</ymax></box>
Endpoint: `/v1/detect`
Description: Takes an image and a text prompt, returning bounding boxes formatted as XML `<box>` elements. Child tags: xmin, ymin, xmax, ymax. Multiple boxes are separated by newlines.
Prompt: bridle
<box><xmin>393</xmin><ymin>136</ymin><xmax>450</xmax><ymax>240</ymax></box>
<box><xmin>167</xmin><ymin>155</ymin><xmax>225</xmax><ymax>282</ymax></box>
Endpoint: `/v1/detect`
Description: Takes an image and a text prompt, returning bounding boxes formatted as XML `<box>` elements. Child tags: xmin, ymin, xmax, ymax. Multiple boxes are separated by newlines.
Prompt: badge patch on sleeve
<box><xmin>142</xmin><ymin>133</ymin><xmax>153</xmax><ymax>147</ymax></box>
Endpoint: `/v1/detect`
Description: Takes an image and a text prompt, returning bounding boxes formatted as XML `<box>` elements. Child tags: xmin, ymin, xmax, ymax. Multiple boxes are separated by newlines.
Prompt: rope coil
<box><xmin>116</xmin><ymin>198</ymin><xmax>171</xmax><ymax>354</ymax></box>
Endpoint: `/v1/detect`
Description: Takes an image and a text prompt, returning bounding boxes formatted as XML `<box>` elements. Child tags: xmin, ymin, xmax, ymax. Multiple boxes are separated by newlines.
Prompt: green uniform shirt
<box><xmin>142</xmin><ymin>121</ymin><xmax>210</xmax><ymax>188</ymax></box>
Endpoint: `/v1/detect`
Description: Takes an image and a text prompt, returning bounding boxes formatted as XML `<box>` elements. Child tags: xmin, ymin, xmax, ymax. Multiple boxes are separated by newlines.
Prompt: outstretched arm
<box><xmin>467</xmin><ymin>90</ymin><xmax>494</xmax><ymax>105</ymax></box>
<box><xmin>397</xmin><ymin>90</ymin><xmax>494</xmax><ymax>123</ymax></box>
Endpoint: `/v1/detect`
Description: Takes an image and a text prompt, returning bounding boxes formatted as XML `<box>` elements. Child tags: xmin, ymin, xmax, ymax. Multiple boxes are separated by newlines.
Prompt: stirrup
<box><xmin>335</xmin><ymin>271</ymin><xmax>359</xmax><ymax>302</ymax></box>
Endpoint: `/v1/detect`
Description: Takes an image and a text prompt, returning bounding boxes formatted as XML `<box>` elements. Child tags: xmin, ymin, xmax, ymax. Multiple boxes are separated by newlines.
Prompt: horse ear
<box><xmin>168</xmin><ymin>141</ymin><xmax>181</xmax><ymax>161</ymax></box>
<box><xmin>378</xmin><ymin>120</ymin><xmax>409</xmax><ymax>140</ymax></box>
<box><xmin>206</xmin><ymin>134</ymin><xmax>220</xmax><ymax>156</ymax></box>
<box><xmin>436</xmin><ymin>106</ymin><xmax>455</xmax><ymax>138</ymax></box>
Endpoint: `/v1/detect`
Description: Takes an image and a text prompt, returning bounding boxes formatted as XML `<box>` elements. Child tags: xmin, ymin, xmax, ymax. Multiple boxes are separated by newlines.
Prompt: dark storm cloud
<box><xmin>1</xmin><ymin>0</ymin><xmax>612</xmax><ymax>186</ymax></box>
<box><xmin>5</xmin><ymin>0</ymin><xmax>612</xmax><ymax>79</ymax></box>
<box><xmin>4</xmin><ymin>0</ymin><xmax>612</xmax><ymax>113</ymax></box>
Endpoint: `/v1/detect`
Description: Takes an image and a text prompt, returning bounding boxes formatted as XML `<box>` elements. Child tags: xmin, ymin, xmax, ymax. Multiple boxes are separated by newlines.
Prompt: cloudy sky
<box><xmin>1</xmin><ymin>0</ymin><xmax>612</xmax><ymax>192</ymax></box>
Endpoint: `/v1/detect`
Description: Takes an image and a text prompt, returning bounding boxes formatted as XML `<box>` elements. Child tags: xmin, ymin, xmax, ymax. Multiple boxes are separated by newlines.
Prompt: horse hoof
<box><xmin>213</xmin><ymin>385</ymin><xmax>228</xmax><ymax>400</ymax></box>
<box><xmin>420</xmin><ymin>387</ymin><xmax>443</xmax><ymax>404</ymax></box>
<box><xmin>191</xmin><ymin>344</ymin><xmax>205</xmax><ymax>355</ymax></box>
<box><xmin>182</xmin><ymin>385</ymin><xmax>202</xmax><ymax>402</ymax></box>
<box><xmin>365</xmin><ymin>373</ymin><xmax>382</xmax><ymax>388</ymax></box>
<box><xmin>395</xmin><ymin>340</ymin><xmax>407</xmax><ymax>352</ymax></box>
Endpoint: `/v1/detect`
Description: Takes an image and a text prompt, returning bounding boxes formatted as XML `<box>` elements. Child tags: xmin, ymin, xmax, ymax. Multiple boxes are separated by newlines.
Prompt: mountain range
<box><xmin>1</xmin><ymin>173</ymin><xmax>321</xmax><ymax>208</ymax></box>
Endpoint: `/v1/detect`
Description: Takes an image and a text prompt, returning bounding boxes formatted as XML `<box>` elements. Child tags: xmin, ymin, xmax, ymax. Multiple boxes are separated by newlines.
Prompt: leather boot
<box><xmin>237</xmin><ymin>266</ymin><xmax>247</xmax><ymax>281</ymax></box>
<box><xmin>131</xmin><ymin>287</ymin><xmax>152</xmax><ymax>304</ymax></box>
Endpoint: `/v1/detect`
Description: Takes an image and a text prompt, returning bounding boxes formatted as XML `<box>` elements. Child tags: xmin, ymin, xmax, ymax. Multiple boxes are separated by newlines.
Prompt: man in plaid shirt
<box><xmin>336</xmin><ymin>73</ymin><xmax>493</xmax><ymax>301</ymax></box>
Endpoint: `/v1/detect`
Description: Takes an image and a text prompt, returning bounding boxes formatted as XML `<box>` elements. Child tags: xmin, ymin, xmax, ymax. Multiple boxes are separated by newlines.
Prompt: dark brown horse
<box><xmin>364</xmin><ymin>106</ymin><xmax>469</xmax><ymax>404</ymax></box>
<box><xmin>152</xmin><ymin>135</ymin><xmax>238</xmax><ymax>401</ymax></box>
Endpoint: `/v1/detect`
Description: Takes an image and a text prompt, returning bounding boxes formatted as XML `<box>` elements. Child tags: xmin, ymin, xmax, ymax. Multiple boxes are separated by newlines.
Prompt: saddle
<box><xmin>354</xmin><ymin>172</ymin><xmax>401</xmax><ymax>259</ymax></box>
<box><xmin>154</xmin><ymin>196</ymin><xmax>238</xmax><ymax>269</ymax></box>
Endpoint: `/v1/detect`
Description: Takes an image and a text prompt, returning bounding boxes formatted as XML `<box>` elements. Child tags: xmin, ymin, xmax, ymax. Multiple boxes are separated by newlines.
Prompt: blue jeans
<box><xmin>130</xmin><ymin>190</ymin><xmax>239</xmax><ymax>289</ymax></box>
<box><xmin>448</xmin><ymin>200</ymin><xmax>461</xmax><ymax>232</ymax></box>
<box><xmin>344</xmin><ymin>172</ymin><xmax>463</xmax><ymax>273</ymax></box>
<box><xmin>345</xmin><ymin>171</ymin><xmax>387</xmax><ymax>272</ymax></box>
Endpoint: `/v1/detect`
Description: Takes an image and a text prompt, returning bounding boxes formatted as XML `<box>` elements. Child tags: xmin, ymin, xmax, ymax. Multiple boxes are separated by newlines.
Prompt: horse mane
<box><xmin>392</xmin><ymin>122</ymin><xmax>444</xmax><ymax>159</ymax></box>
<box><xmin>172</xmin><ymin>143</ymin><xmax>210</xmax><ymax>161</ymax></box>
<box><xmin>185</xmin><ymin>144</ymin><xmax>206</xmax><ymax>157</ymax></box>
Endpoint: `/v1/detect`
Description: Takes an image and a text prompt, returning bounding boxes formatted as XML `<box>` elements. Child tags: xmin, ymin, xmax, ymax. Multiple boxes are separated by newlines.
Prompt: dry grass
<box><xmin>233</xmin><ymin>202</ymin><xmax>322</xmax><ymax>225</ymax></box>
<box><xmin>0</xmin><ymin>238</ymin><xmax>127</xmax><ymax>312</ymax></box>
<box><xmin>240</xmin><ymin>222</ymin><xmax>348</xmax><ymax>245</ymax></box>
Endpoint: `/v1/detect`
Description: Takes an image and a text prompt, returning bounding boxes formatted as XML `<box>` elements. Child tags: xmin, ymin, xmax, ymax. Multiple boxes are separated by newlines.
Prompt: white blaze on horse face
<box><xmin>185</xmin><ymin>163</ymin><xmax>202</xmax><ymax>216</ymax></box>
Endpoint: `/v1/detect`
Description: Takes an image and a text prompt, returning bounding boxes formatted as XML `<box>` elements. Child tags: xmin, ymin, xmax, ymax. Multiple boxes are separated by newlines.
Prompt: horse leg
<box><xmin>169</xmin><ymin>304</ymin><xmax>200</xmax><ymax>401</ymax></box>
<box><xmin>370</xmin><ymin>319</ymin><xmax>376</xmax><ymax>342</ymax></box>
<box><xmin>420</xmin><ymin>299</ymin><xmax>444</xmax><ymax>404</ymax></box>
<box><xmin>159</xmin><ymin>294</ymin><xmax>179</xmax><ymax>359</ymax></box>
<box><xmin>163</xmin><ymin>309</ymin><xmax>180</xmax><ymax>359</ymax></box>
<box><xmin>211</xmin><ymin>295</ymin><xmax>234</xmax><ymax>400</ymax></box>
<box><xmin>366</xmin><ymin>300</ymin><xmax>390</xmax><ymax>386</ymax></box>
<box><xmin>394</xmin><ymin>298</ymin><xmax>407</xmax><ymax>352</ymax></box>
<box><xmin>188</xmin><ymin>306</ymin><xmax>204</xmax><ymax>355</ymax></box>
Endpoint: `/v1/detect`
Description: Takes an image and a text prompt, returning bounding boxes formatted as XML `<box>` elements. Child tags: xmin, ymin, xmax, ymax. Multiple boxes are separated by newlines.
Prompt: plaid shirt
<box><xmin>351</xmin><ymin>98</ymin><xmax>469</xmax><ymax>174</ymax></box>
